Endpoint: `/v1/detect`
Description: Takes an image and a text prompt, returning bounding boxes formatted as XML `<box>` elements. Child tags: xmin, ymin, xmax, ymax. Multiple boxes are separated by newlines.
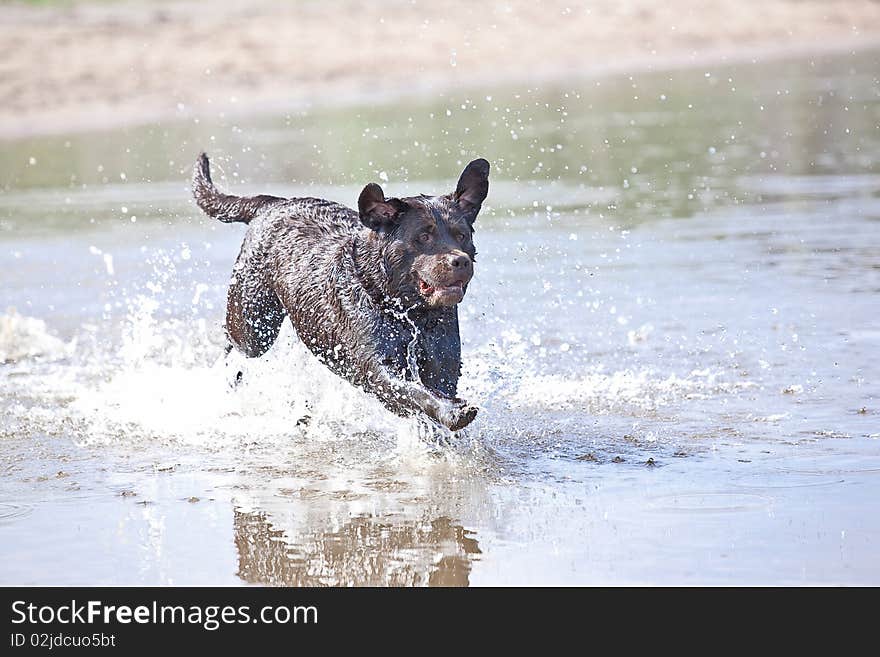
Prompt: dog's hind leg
<box><xmin>225</xmin><ymin>268</ymin><xmax>286</xmax><ymax>360</ymax></box>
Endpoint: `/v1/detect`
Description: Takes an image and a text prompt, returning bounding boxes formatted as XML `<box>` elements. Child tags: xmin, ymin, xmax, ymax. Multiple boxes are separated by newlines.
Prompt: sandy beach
<box><xmin>2</xmin><ymin>0</ymin><xmax>880</xmax><ymax>139</ymax></box>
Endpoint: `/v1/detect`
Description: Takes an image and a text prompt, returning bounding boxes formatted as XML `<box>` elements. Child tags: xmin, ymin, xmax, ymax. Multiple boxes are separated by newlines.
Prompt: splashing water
<box><xmin>0</xmin><ymin>309</ymin><xmax>71</xmax><ymax>364</ymax></box>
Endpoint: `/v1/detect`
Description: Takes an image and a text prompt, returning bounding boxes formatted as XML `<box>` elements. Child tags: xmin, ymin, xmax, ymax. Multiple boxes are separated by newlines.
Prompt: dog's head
<box><xmin>358</xmin><ymin>159</ymin><xmax>489</xmax><ymax>308</ymax></box>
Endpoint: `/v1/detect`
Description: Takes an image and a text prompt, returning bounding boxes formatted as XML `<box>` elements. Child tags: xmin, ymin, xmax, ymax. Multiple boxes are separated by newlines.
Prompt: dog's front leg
<box><xmin>366</xmin><ymin>365</ymin><xmax>477</xmax><ymax>431</ymax></box>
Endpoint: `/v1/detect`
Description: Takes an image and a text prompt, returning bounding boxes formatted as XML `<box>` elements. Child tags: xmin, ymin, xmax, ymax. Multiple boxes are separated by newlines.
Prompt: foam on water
<box><xmin>0</xmin><ymin>309</ymin><xmax>72</xmax><ymax>364</ymax></box>
<box><xmin>70</xmin><ymin>305</ymin><xmax>427</xmax><ymax>450</ymax></box>
<box><xmin>460</xmin><ymin>327</ymin><xmax>754</xmax><ymax>416</ymax></box>
<box><xmin>507</xmin><ymin>368</ymin><xmax>756</xmax><ymax>412</ymax></box>
<box><xmin>1</xmin><ymin>287</ymin><xmax>763</xmax><ymax>461</ymax></box>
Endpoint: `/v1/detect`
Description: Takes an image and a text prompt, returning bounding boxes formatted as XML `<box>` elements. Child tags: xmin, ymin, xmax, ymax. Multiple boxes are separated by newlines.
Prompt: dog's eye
<box><xmin>454</xmin><ymin>232</ymin><xmax>466</xmax><ymax>243</ymax></box>
<box><xmin>419</xmin><ymin>232</ymin><xmax>431</xmax><ymax>243</ymax></box>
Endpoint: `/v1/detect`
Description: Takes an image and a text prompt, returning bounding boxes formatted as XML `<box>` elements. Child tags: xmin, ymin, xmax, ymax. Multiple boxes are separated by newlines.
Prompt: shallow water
<box><xmin>1</xmin><ymin>49</ymin><xmax>879</xmax><ymax>585</ymax></box>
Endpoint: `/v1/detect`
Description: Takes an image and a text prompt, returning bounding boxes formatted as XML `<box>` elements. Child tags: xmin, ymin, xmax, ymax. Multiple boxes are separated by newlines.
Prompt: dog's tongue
<box><xmin>419</xmin><ymin>278</ymin><xmax>465</xmax><ymax>299</ymax></box>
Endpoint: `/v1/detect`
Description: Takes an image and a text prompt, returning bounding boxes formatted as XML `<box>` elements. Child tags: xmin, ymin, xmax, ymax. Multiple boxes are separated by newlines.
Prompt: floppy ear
<box><xmin>358</xmin><ymin>183</ymin><xmax>407</xmax><ymax>231</ymax></box>
<box><xmin>454</xmin><ymin>158</ymin><xmax>490</xmax><ymax>215</ymax></box>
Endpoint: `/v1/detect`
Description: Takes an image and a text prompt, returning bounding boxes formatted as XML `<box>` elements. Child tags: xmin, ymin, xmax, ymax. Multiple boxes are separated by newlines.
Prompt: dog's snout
<box><xmin>447</xmin><ymin>251</ymin><xmax>472</xmax><ymax>272</ymax></box>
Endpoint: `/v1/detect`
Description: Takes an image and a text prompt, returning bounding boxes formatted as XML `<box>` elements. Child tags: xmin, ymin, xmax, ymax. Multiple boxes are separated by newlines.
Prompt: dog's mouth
<box><xmin>415</xmin><ymin>275</ymin><xmax>466</xmax><ymax>306</ymax></box>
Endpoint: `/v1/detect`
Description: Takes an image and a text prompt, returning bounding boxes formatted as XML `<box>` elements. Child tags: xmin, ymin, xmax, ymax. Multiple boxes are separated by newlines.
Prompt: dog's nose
<box><xmin>448</xmin><ymin>252</ymin><xmax>472</xmax><ymax>271</ymax></box>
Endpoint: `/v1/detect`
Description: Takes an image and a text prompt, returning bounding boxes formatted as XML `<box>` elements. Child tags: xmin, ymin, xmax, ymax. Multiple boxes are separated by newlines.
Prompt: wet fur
<box><xmin>192</xmin><ymin>153</ymin><xmax>489</xmax><ymax>431</ymax></box>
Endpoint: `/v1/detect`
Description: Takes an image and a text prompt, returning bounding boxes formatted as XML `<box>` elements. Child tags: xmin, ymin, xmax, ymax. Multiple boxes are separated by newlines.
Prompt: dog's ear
<box><xmin>454</xmin><ymin>159</ymin><xmax>490</xmax><ymax>216</ymax></box>
<box><xmin>358</xmin><ymin>183</ymin><xmax>407</xmax><ymax>231</ymax></box>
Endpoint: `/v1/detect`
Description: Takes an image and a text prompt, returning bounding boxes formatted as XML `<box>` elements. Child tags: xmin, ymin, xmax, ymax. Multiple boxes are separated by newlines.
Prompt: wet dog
<box><xmin>192</xmin><ymin>153</ymin><xmax>489</xmax><ymax>431</ymax></box>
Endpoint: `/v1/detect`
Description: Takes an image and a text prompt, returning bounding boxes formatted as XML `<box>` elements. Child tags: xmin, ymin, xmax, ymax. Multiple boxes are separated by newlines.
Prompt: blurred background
<box><xmin>2</xmin><ymin>0</ymin><xmax>880</xmax><ymax>139</ymax></box>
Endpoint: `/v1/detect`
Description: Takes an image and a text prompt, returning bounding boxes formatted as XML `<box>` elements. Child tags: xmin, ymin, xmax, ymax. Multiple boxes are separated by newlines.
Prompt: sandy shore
<box><xmin>2</xmin><ymin>0</ymin><xmax>880</xmax><ymax>139</ymax></box>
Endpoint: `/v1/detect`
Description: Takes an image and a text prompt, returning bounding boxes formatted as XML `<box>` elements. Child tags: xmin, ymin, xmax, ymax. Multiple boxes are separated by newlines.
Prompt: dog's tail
<box><xmin>192</xmin><ymin>153</ymin><xmax>284</xmax><ymax>224</ymax></box>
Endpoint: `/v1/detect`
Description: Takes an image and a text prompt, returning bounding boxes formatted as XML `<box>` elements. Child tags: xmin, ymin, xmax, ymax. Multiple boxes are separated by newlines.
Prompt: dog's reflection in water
<box><xmin>234</xmin><ymin>509</ymin><xmax>481</xmax><ymax>586</ymax></box>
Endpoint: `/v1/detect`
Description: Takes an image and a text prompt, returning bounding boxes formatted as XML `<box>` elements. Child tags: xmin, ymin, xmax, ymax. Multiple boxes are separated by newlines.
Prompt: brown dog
<box><xmin>192</xmin><ymin>154</ymin><xmax>489</xmax><ymax>431</ymax></box>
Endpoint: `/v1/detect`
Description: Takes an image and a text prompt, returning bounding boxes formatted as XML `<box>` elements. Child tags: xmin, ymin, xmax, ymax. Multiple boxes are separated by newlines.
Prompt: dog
<box><xmin>192</xmin><ymin>153</ymin><xmax>489</xmax><ymax>431</ymax></box>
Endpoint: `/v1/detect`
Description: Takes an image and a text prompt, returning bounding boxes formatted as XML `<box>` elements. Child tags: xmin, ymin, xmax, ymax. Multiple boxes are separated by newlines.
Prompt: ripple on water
<box><xmin>776</xmin><ymin>456</ymin><xmax>880</xmax><ymax>477</ymax></box>
<box><xmin>648</xmin><ymin>492</ymin><xmax>772</xmax><ymax>513</ymax></box>
<box><xmin>732</xmin><ymin>471</ymin><xmax>845</xmax><ymax>490</ymax></box>
<box><xmin>0</xmin><ymin>502</ymin><xmax>33</xmax><ymax>525</ymax></box>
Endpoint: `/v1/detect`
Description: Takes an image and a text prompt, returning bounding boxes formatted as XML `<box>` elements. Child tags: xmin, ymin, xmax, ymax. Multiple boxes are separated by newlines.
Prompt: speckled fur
<box><xmin>192</xmin><ymin>153</ymin><xmax>490</xmax><ymax>431</ymax></box>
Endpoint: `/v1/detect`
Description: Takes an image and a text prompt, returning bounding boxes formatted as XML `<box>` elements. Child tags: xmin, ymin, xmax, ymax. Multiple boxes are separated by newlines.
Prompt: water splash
<box><xmin>3</xmin><ymin>265</ymin><xmax>760</xmax><ymax>459</ymax></box>
<box><xmin>0</xmin><ymin>309</ymin><xmax>71</xmax><ymax>363</ymax></box>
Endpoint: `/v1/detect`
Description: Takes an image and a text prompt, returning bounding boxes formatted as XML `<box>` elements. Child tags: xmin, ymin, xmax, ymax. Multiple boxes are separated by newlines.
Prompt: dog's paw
<box><xmin>439</xmin><ymin>400</ymin><xmax>478</xmax><ymax>432</ymax></box>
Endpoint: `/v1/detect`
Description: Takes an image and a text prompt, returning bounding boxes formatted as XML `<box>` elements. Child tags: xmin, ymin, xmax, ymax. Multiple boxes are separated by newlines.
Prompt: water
<box><xmin>1</xmin><ymin>49</ymin><xmax>879</xmax><ymax>585</ymax></box>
